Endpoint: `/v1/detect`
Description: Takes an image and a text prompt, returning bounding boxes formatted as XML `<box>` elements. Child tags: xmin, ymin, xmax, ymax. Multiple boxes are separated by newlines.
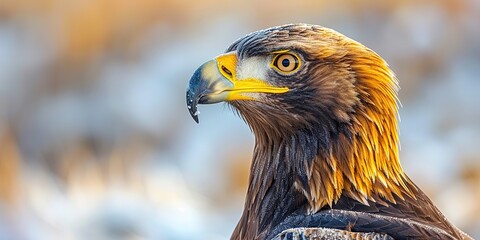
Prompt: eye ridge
<box><xmin>272</xmin><ymin>53</ymin><xmax>300</xmax><ymax>74</ymax></box>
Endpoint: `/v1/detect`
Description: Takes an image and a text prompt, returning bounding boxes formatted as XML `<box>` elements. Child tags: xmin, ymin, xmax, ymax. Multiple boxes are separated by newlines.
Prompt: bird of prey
<box><xmin>186</xmin><ymin>24</ymin><xmax>472</xmax><ymax>240</ymax></box>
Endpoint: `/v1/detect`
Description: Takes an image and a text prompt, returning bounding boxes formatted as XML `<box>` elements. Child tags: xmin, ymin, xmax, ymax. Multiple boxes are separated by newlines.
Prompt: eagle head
<box><xmin>187</xmin><ymin>24</ymin><xmax>397</xmax><ymax>139</ymax></box>
<box><xmin>186</xmin><ymin>23</ymin><xmax>408</xmax><ymax>208</ymax></box>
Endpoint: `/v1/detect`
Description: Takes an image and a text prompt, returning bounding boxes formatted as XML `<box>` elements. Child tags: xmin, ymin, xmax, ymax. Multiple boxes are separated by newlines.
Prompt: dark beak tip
<box><xmin>187</xmin><ymin>105</ymin><xmax>200</xmax><ymax>124</ymax></box>
<box><xmin>186</xmin><ymin>89</ymin><xmax>200</xmax><ymax>124</ymax></box>
<box><xmin>192</xmin><ymin>115</ymin><xmax>199</xmax><ymax>124</ymax></box>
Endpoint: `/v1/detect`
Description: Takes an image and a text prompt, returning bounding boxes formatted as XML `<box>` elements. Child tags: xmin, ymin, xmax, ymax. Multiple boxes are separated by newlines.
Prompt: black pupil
<box><xmin>281</xmin><ymin>58</ymin><xmax>290</xmax><ymax>67</ymax></box>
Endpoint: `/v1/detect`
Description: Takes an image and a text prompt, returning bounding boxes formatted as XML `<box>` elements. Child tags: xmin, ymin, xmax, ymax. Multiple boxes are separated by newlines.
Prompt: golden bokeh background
<box><xmin>0</xmin><ymin>0</ymin><xmax>479</xmax><ymax>239</ymax></box>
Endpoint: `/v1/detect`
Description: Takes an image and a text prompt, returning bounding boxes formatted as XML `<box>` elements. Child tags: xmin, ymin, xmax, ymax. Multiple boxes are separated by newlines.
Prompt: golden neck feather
<box><xmin>297</xmin><ymin>46</ymin><xmax>416</xmax><ymax>212</ymax></box>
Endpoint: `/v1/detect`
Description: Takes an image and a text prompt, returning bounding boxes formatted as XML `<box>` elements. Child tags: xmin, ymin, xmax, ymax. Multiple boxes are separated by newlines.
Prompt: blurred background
<box><xmin>0</xmin><ymin>0</ymin><xmax>479</xmax><ymax>239</ymax></box>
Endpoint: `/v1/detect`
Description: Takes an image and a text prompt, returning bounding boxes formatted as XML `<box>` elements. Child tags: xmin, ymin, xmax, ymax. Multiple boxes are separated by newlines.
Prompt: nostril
<box><xmin>221</xmin><ymin>65</ymin><xmax>232</xmax><ymax>77</ymax></box>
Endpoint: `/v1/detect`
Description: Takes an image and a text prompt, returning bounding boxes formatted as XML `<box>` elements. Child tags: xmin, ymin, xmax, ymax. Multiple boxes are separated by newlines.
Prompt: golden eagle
<box><xmin>186</xmin><ymin>24</ymin><xmax>471</xmax><ymax>240</ymax></box>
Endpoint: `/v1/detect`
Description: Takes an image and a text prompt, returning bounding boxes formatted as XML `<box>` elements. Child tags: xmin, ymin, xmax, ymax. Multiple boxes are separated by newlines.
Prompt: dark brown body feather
<box><xmin>270</xmin><ymin>183</ymin><xmax>466</xmax><ymax>239</ymax></box>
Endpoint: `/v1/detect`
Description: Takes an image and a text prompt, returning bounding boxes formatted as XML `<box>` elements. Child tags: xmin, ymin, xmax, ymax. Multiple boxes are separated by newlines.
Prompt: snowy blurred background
<box><xmin>0</xmin><ymin>0</ymin><xmax>479</xmax><ymax>239</ymax></box>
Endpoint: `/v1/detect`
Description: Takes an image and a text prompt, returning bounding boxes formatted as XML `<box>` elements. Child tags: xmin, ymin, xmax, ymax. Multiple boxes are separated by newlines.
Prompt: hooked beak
<box><xmin>186</xmin><ymin>52</ymin><xmax>289</xmax><ymax>123</ymax></box>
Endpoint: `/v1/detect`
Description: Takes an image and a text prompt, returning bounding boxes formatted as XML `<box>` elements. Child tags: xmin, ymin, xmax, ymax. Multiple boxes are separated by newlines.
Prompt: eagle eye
<box><xmin>272</xmin><ymin>53</ymin><xmax>300</xmax><ymax>75</ymax></box>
